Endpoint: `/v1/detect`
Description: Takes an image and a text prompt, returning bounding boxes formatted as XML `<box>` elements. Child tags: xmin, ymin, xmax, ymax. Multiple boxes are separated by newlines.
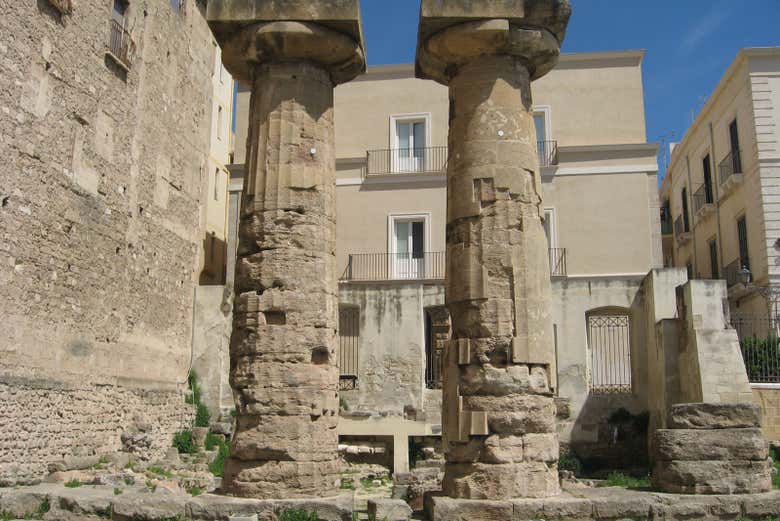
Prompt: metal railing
<box><xmin>339</xmin><ymin>306</ymin><xmax>360</xmax><ymax>390</ymax></box>
<box><xmin>108</xmin><ymin>20</ymin><xmax>135</xmax><ymax>69</ymax></box>
<box><xmin>719</xmin><ymin>149</ymin><xmax>743</xmax><ymax>186</ymax></box>
<box><xmin>692</xmin><ymin>183</ymin><xmax>714</xmax><ymax>215</ymax></box>
<box><xmin>731</xmin><ymin>315</ymin><xmax>780</xmax><ymax>383</ymax></box>
<box><xmin>342</xmin><ymin>249</ymin><xmax>566</xmax><ymax>281</ymax></box>
<box><xmin>426</xmin><ymin>347</ymin><xmax>444</xmax><ymax>390</ymax></box>
<box><xmin>723</xmin><ymin>258</ymin><xmax>750</xmax><ymax>287</ymax></box>
<box><xmin>366</xmin><ymin>147</ymin><xmax>448</xmax><ymax>176</ymax></box>
<box><xmin>342</xmin><ymin>252</ymin><xmax>446</xmax><ymax>281</ymax></box>
<box><xmin>674</xmin><ymin>215</ymin><xmax>689</xmax><ymax>239</ymax></box>
<box><xmin>660</xmin><ymin>207</ymin><xmax>673</xmax><ymax>235</ymax></box>
<box><xmin>588</xmin><ymin>313</ymin><xmax>633</xmax><ymax>394</ymax></box>
<box><xmin>48</xmin><ymin>0</ymin><xmax>73</xmax><ymax>14</ymax></box>
<box><xmin>538</xmin><ymin>140</ymin><xmax>559</xmax><ymax>167</ymax></box>
<box><xmin>549</xmin><ymin>248</ymin><xmax>567</xmax><ymax>277</ymax></box>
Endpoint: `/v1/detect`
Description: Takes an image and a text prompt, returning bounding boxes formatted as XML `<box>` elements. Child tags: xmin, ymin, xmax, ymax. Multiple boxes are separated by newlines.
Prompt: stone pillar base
<box><xmin>652</xmin><ymin>403</ymin><xmax>772</xmax><ymax>494</ymax></box>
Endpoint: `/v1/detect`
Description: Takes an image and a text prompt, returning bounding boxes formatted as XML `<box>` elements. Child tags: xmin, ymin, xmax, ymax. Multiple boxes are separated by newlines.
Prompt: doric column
<box><xmin>416</xmin><ymin>1</ymin><xmax>571</xmax><ymax>500</ymax></box>
<box><xmin>207</xmin><ymin>4</ymin><xmax>365</xmax><ymax>499</ymax></box>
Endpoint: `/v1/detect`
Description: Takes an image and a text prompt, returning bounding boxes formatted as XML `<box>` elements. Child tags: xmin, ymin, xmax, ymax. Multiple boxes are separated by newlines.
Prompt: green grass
<box><xmin>64</xmin><ymin>479</ymin><xmax>83</xmax><ymax>488</ymax></box>
<box><xmin>208</xmin><ymin>437</ymin><xmax>230</xmax><ymax>477</ymax></box>
<box><xmin>339</xmin><ymin>478</ymin><xmax>356</xmax><ymax>490</ymax></box>
<box><xmin>598</xmin><ymin>472</ymin><xmax>652</xmax><ymax>489</ymax></box>
<box><xmin>278</xmin><ymin>509</ymin><xmax>319</xmax><ymax>521</ymax></box>
<box><xmin>771</xmin><ymin>448</ymin><xmax>780</xmax><ymax>489</ymax></box>
<box><xmin>0</xmin><ymin>513</ymin><xmax>11</xmax><ymax>521</ymax></box>
<box><xmin>147</xmin><ymin>466</ymin><xmax>173</xmax><ymax>479</ymax></box>
<box><xmin>187</xmin><ymin>486</ymin><xmax>203</xmax><ymax>497</ymax></box>
<box><xmin>173</xmin><ymin>430</ymin><xmax>196</xmax><ymax>454</ymax></box>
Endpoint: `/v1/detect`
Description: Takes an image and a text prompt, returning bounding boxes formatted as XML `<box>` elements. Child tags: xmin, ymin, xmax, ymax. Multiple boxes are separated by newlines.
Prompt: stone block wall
<box><xmin>752</xmin><ymin>386</ymin><xmax>780</xmax><ymax>440</ymax></box>
<box><xmin>0</xmin><ymin>0</ymin><xmax>218</xmax><ymax>483</ymax></box>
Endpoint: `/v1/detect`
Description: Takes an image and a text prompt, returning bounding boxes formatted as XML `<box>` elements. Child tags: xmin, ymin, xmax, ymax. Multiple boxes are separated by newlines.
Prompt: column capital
<box><xmin>415</xmin><ymin>0</ymin><xmax>571</xmax><ymax>85</ymax></box>
<box><xmin>207</xmin><ymin>0</ymin><xmax>366</xmax><ymax>86</ymax></box>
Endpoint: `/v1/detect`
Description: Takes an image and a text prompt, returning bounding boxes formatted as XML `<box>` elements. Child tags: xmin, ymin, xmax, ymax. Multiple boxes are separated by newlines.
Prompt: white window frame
<box><xmin>387</xmin><ymin>212</ymin><xmax>431</xmax><ymax>279</ymax></box>
<box><xmin>532</xmin><ymin>105</ymin><xmax>553</xmax><ymax>142</ymax></box>
<box><xmin>544</xmin><ymin>207</ymin><xmax>557</xmax><ymax>250</ymax></box>
<box><xmin>389</xmin><ymin>113</ymin><xmax>432</xmax><ymax>151</ymax></box>
<box><xmin>217</xmin><ymin>105</ymin><xmax>224</xmax><ymax>141</ymax></box>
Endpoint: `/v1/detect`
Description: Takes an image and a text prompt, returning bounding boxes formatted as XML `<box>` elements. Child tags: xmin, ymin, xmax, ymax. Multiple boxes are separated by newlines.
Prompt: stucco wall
<box><xmin>0</xmin><ymin>1</ymin><xmax>217</xmax><ymax>483</ymax></box>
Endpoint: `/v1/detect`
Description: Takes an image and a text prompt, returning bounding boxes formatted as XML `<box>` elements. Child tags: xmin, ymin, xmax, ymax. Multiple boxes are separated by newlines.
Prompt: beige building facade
<box><xmin>234</xmin><ymin>50</ymin><xmax>662</xmax><ymax>473</ymax></box>
<box><xmin>660</xmin><ymin>47</ymin><xmax>780</xmax><ymax>439</ymax></box>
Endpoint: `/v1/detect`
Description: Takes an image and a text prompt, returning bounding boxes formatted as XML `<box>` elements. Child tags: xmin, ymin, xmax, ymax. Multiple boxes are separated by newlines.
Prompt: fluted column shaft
<box><xmin>224</xmin><ymin>62</ymin><xmax>340</xmax><ymax>498</ymax></box>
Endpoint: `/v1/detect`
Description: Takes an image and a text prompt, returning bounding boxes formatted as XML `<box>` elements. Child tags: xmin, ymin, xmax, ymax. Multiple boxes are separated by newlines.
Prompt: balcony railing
<box><xmin>549</xmin><ymin>248</ymin><xmax>567</xmax><ymax>277</ymax></box>
<box><xmin>692</xmin><ymin>184</ymin><xmax>714</xmax><ymax>216</ymax></box>
<box><xmin>365</xmin><ymin>141</ymin><xmax>559</xmax><ymax>176</ymax></box>
<box><xmin>723</xmin><ymin>258</ymin><xmax>750</xmax><ymax>288</ymax></box>
<box><xmin>366</xmin><ymin>147</ymin><xmax>448</xmax><ymax>176</ymax></box>
<box><xmin>538</xmin><ymin>140</ymin><xmax>559</xmax><ymax>167</ymax></box>
<box><xmin>108</xmin><ymin>20</ymin><xmax>135</xmax><ymax>70</ymax></box>
<box><xmin>674</xmin><ymin>215</ymin><xmax>690</xmax><ymax>242</ymax></box>
<box><xmin>719</xmin><ymin>149</ymin><xmax>743</xmax><ymax>185</ymax></box>
<box><xmin>341</xmin><ymin>249</ymin><xmax>567</xmax><ymax>281</ymax></box>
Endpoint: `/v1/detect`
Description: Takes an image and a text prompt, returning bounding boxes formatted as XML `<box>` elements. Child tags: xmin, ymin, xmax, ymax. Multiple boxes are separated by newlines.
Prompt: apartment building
<box><xmin>236</xmin><ymin>49</ymin><xmax>661</xmax><ymax>473</ymax></box>
<box><xmin>661</xmin><ymin>48</ymin><xmax>780</xmax><ymax>319</ymax></box>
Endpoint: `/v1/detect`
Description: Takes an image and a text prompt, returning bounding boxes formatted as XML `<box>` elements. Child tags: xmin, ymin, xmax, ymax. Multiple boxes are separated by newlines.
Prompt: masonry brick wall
<box><xmin>752</xmin><ymin>387</ymin><xmax>780</xmax><ymax>441</ymax></box>
<box><xmin>0</xmin><ymin>0</ymin><xmax>216</xmax><ymax>484</ymax></box>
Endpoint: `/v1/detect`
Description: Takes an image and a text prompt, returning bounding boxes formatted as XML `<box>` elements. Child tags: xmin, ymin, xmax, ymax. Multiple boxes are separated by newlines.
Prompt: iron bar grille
<box><xmin>48</xmin><ymin>0</ymin><xmax>73</xmax><ymax>14</ymax></box>
<box><xmin>723</xmin><ymin>258</ymin><xmax>749</xmax><ymax>287</ymax></box>
<box><xmin>549</xmin><ymin>248</ymin><xmax>567</xmax><ymax>277</ymax></box>
<box><xmin>537</xmin><ymin>140</ymin><xmax>559</xmax><ymax>167</ymax></box>
<box><xmin>588</xmin><ymin>314</ymin><xmax>632</xmax><ymax>394</ymax></box>
<box><xmin>426</xmin><ymin>343</ymin><xmax>444</xmax><ymax>390</ymax></box>
<box><xmin>731</xmin><ymin>314</ymin><xmax>780</xmax><ymax>383</ymax></box>
<box><xmin>692</xmin><ymin>183</ymin><xmax>713</xmax><ymax>215</ymax></box>
<box><xmin>719</xmin><ymin>149</ymin><xmax>743</xmax><ymax>185</ymax></box>
<box><xmin>366</xmin><ymin>147</ymin><xmax>448</xmax><ymax>176</ymax></box>
<box><xmin>109</xmin><ymin>20</ymin><xmax>134</xmax><ymax>69</ymax></box>
<box><xmin>338</xmin><ymin>307</ymin><xmax>359</xmax><ymax>390</ymax></box>
<box><xmin>341</xmin><ymin>252</ymin><xmax>445</xmax><ymax>281</ymax></box>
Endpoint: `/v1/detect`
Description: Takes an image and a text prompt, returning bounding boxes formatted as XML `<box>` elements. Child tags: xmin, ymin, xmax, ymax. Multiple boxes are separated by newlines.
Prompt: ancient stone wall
<box><xmin>752</xmin><ymin>387</ymin><xmax>780</xmax><ymax>441</ymax></box>
<box><xmin>0</xmin><ymin>0</ymin><xmax>217</xmax><ymax>483</ymax></box>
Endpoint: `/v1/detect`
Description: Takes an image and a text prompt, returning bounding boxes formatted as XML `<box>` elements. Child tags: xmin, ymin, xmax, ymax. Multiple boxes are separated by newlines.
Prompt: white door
<box><xmin>394</xmin><ymin>121</ymin><xmax>426</xmax><ymax>173</ymax></box>
<box><xmin>393</xmin><ymin>220</ymin><xmax>425</xmax><ymax>278</ymax></box>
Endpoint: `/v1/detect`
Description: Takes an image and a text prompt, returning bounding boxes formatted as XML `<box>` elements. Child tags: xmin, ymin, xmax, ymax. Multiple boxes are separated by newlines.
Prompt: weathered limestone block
<box><xmin>417</xmin><ymin>0</ymin><xmax>570</xmax><ymax>501</ymax></box>
<box><xmin>653</xmin><ymin>460</ymin><xmax>772</xmax><ymax>495</ymax></box>
<box><xmin>367</xmin><ymin>498</ymin><xmax>413</xmax><ymax>521</ymax></box>
<box><xmin>653</xmin><ymin>428</ymin><xmax>767</xmax><ymax>461</ymax></box>
<box><xmin>667</xmin><ymin>403</ymin><xmax>762</xmax><ymax>430</ymax></box>
<box><xmin>207</xmin><ymin>1</ymin><xmax>366</xmax><ymax>499</ymax></box>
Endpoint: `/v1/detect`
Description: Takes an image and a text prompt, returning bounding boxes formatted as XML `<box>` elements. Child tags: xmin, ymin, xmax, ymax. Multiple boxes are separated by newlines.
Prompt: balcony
<box><xmin>660</xmin><ymin>207</ymin><xmax>673</xmax><ymax>236</ymax></box>
<box><xmin>107</xmin><ymin>20</ymin><xmax>135</xmax><ymax>71</ymax></box>
<box><xmin>340</xmin><ymin>249</ymin><xmax>567</xmax><ymax>282</ymax></box>
<box><xmin>723</xmin><ymin>258</ymin><xmax>751</xmax><ymax>289</ymax></box>
<box><xmin>719</xmin><ymin>149</ymin><xmax>744</xmax><ymax>198</ymax></box>
<box><xmin>674</xmin><ymin>216</ymin><xmax>691</xmax><ymax>245</ymax></box>
<box><xmin>364</xmin><ymin>141</ymin><xmax>558</xmax><ymax>176</ymax></box>
<box><xmin>692</xmin><ymin>184</ymin><xmax>715</xmax><ymax>221</ymax></box>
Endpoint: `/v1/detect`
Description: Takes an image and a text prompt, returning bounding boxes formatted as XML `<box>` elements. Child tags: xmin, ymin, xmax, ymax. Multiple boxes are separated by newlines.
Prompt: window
<box><xmin>534</xmin><ymin>113</ymin><xmax>547</xmax><ymax>143</ymax></box>
<box><xmin>729</xmin><ymin>119</ymin><xmax>742</xmax><ymax>174</ymax></box>
<box><xmin>686</xmin><ymin>262</ymin><xmax>693</xmax><ymax>280</ymax></box>
<box><xmin>213</xmin><ymin>169</ymin><xmax>220</xmax><ymax>201</ymax></box>
<box><xmin>339</xmin><ymin>306</ymin><xmax>360</xmax><ymax>390</ymax></box>
<box><xmin>708</xmin><ymin>238</ymin><xmax>718</xmax><ymax>279</ymax></box>
<box><xmin>108</xmin><ymin>0</ymin><xmax>133</xmax><ymax>69</ymax></box>
<box><xmin>388</xmin><ymin>213</ymin><xmax>430</xmax><ymax>279</ymax></box>
<box><xmin>702</xmin><ymin>154</ymin><xmax>713</xmax><ymax>204</ymax></box>
<box><xmin>217</xmin><ymin>106</ymin><xmax>223</xmax><ymax>141</ymax></box>
<box><xmin>389</xmin><ymin>114</ymin><xmax>430</xmax><ymax>173</ymax></box>
<box><xmin>425</xmin><ymin>306</ymin><xmax>449</xmax><ymax>390</ymax></box>
<box><xmin>112</xmin><ymin>0</ymin><xmax>127</xmax><ymax>26</ymax></box>
<box><xmin>737</xmin><ymin>215</ymin><xmax>750</xmax><ymax>271</ymax></box>
<box><xmin>681</xmin><ymin>187</ymin><xmax>690</xmax><ymax>232</ymax></box>
<box><xmin>543</xmin><ymin>208</ymin><xmax>556</xmax><ymax>249</ymax></box>
<box><xmin>587</xmin><ymin>310</ymin><xmax>632</xmax><ymax>394</ymax></box>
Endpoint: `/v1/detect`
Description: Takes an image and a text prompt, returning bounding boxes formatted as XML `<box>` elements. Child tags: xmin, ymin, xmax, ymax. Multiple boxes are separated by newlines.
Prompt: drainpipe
<box><xmin>709</xmin><ymin>122</ymin><xmax>725</xmax><ymax>280</ymax></box>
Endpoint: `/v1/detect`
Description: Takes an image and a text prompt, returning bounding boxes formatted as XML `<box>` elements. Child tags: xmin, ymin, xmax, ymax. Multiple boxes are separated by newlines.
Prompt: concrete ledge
<box><xmin>427</xmin><ymin>487</ymin><xmax>780</xmax><ymax>521</ymax></box>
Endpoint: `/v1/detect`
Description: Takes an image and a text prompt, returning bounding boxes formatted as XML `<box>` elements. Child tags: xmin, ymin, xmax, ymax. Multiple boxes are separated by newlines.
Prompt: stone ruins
<box><xmin>207</xmin><ymin>1</ymin><xmax>366</xmax><ymax>499</ymax></box>
<box><xmin>416</xmin><ymin>0</ymin><xmax>571</xmax><ymax>500</ymax></box>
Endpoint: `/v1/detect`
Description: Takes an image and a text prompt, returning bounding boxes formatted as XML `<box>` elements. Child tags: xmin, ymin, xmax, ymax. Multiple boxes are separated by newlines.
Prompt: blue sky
<box><xmin>361</xmin><ymin>0</ymin><xmax>780</xmax><ymax>180</ymax></box>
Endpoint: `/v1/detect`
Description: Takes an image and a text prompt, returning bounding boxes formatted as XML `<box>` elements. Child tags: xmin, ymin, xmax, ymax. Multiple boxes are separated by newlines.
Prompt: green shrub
<box><xmin>740</xmin><ymin>336</ymin><xmax>780</xmax><ymax>382</ymax></box>
<box><xmin>173</xmin><ymin>430</ymin><xmax>196</xmax><ymax>454</ymax></box>
<box><xmin>195</xmin><ymin>402</ymin><xmax>211</xmax><ymax>428</ymax></box>
<box><xmin>339</xmin><ymin>478</ymin><xmax>355</xmax><ymax>490</ymax></box>
<box><xmin>558</xmin><ymin>447</ymin><xmax>583</xmax><ymax>475</ymax></box>
<box><xmin>598</xmin><ymin>472</ymin><xmax>651</xmax><ymax>489</ymax></box>
<box><xmin>114</xmin><ymin>487</ymin><xmax>123</xmax><ymax>495</ymax></box>
<box><xmin>209</xmin><ymin>437</ymin><xmax>230</xmax><ymax>477</ymax></box>
<box><xmin>278</xmin><ymin>509</ymin><xmax>319</xmax><ymax>521</ymax></box>
<box><xmin>187</xmin><ymin>486</ymin><xmax>203</xmax><ymax>497</ymax></box>
<box><xmin>37</xmin><ymin>498</ymin><xmax>50</xmax><ymax>516</ymax></box>
<box><xmin>187</xmin><ymin>371</ymin><xmax>211</xmax><ymax>428</ymax></box>
<box><xmin>64</xmin><ymin>479</ymin><xmax>82</xmax><ymax>488</ymax></box>
<box><xmin>771</xmin><ymin>447</ymin><xmax>780</xmax><ymax>489</ymax></box>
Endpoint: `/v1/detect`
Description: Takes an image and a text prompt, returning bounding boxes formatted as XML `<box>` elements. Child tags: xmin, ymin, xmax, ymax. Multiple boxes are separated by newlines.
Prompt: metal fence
<box><xmin>731</xmin><ymin>314</ymin><xmax>780</xmax><ymax>383</ymax></box>
<box><xmin>109</xmin><ymin>20</ymin><xmax>134</xmax><ymax>69</ymax></box>
<box><xmin>587</xmin><ymin>313</ymin><xmax>632</xmax><ymax>394</ymax></box>
<box><xmin>339</xmin><ymin>307</ymin><xmax>360</xmax><ymax>390</ymax></box>
<box><xmin>723</xmin><ymin>258</ymin><xmax>749</xmax><ymax>288</ymax></box>
<box><xmin>538</xmin><ymin>140</ymin><xmax>559</xmax><ymax>167</ymax></box>
<box><xmin>341</xmin><ymin>252</ymin><xmax>446</xmax><ymax>281</ymax></box>
<box><xmin>366</xmin><ymin>147</ymin><xmax>448</xmax><ymax>176</ymax></box>
<box><xmin>692</xmin><ymin>183</ymin><xmax>713</xmax><ymax>215</ymax></box>
<box><xmin>719</xmin><ymin>149</ymin><xmax>743</xmax><ymax>185</ymax></box>
<box><xmin>549</xmin><ymin>248</ymin><xmax>567</xmax><ymax>277</ymax></box>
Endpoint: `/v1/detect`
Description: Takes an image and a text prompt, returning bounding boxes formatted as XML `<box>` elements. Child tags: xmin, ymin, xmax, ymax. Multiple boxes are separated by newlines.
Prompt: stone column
<box><xmin>207</xmin><ymin>4</ymin><xmax>365</xmax><ymax>499</ymax></box>
<box><xmin>416</xmin><ymin>1</ymin><xmax>571</xmax><ymax>500</ymax></box>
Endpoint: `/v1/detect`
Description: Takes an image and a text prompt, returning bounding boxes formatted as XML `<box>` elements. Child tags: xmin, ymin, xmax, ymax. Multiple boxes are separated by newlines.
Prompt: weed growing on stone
<box><xmin>36</xmin><ymin>499</ymin><xmax>49</xmax><ymax>517</ymax></box>
<box><xmin>114</xmin><ymin>487</ymin><xmax>123</xmax><ymax>495</ymax></box>
<box><xmin>147</xmin><ymin>466</ymin><xmax>173</xmax><ymax>479</ymax></box>
<box><xmin>340</xmin><ymin>477</ymin><xmax>356</xmax><ymax>490</ymax></box>
<box><xmin>173</xmin><ymin>430</ymin><xmax>196</xmax><ymax>454</ymax></box>
<box><xmin>187</xmin><ymin>371</ymin><xmax>211</xmax><ymax>428</ymax></box>
<box><xmin>0</xmin><ymin>512</ymin><xmax>10</xmax><ymax>521</ymax></box>
<box><xmin>145</xmin><ymin>479</ymin><xmax>157</xmax><ymax>492</ymax></box>
<box><xmin>187</xmin><ymin>486</ymin><xmax>202</xmax><ymax>496</ymax></box>
<box><xmin>558</xmin><ymin>447</ymin><xmax>582</xmax><ymax>475</ymax></box>
<box><xmin>598</xmin><ymin>472</ymin><xmax>652</xmax><ymax>489</ymax></box>
<box><xmin>771</xmin><ymin>447</ymin><xmax>780</xmax><ymax>489</ymax></box>
<box><xmin>123</xmin><ymin>476</ymin><xmax>134</xmax><ymax>486</ymax></box>
<box><xmin>64</xmin><ymin>479</ymin><xmax>83</xmax><ymax>488</ymax></box>
<box><xmin>278</xmin><ymin>509</ymin><xmax>319</xmax><ymax>521</ymax></box>
<box><xmin>208</xmin><ymin>437</ymin><xmax>230</xmax><ymax>477</ymax></box>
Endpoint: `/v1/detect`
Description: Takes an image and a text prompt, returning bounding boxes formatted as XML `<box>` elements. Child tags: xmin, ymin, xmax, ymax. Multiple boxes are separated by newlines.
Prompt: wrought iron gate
<box><xmin>587</xmin><ymin>313</ymin><xmax>632</xmax><ymax>394</ymax></box>
<box><xmin>339</xmin><ymin>306</ymin><xmax>360</xmax><ymax>390</ymax></box>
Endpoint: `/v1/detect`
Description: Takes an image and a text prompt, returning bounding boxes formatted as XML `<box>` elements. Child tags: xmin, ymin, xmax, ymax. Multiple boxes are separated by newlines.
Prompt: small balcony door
<box><xmin>394</xmin><ymin>120</ymin><xmax>426</xmax><ymax>173</ymax></box>
<box><xmin>392</xmin><ymin>219</ymin><xmax>425</xmax><ymax>279</ymax></box>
